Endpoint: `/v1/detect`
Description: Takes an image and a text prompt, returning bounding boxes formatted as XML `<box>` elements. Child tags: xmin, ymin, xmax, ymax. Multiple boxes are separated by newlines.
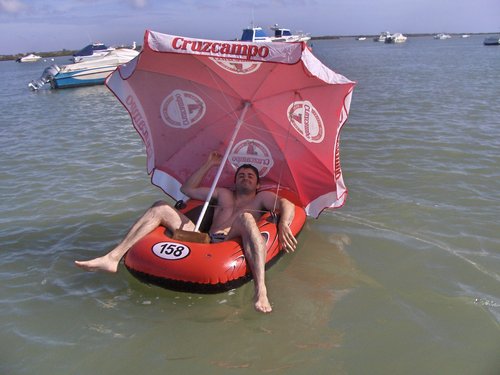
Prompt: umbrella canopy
<box><xmin>106</xmin><ymin>30</ymin><xmax>355</xmax><ymax>218</ymax></box>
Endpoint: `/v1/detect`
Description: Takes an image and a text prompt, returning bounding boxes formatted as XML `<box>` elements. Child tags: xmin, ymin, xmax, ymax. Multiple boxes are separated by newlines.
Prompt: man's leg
<box><xmin>75</xmin><ymin>201</ymin><xmax>194</xmax><ymax>273</ymax></box>
<box><xmin>227</xmin><ymin>212</ymin><xmax>271</xmax><ymax>313</ymax></box>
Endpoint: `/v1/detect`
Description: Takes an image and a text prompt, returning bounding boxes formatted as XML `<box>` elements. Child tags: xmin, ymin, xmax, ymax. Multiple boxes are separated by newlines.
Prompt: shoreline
<box><xmin>2</xmin><ymin>32</ymin><xmax>498</xmax><ymax>61</ymax></box>
<box><xmin>0</xmin><ymin>49</ymin><xmax>78</xmax><ymax>62</ymax></box>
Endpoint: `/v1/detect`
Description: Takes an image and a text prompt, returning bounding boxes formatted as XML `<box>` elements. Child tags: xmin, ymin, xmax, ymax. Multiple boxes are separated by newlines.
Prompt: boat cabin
<box><xmin>272</xmin><ymin>28</ymin><xmax>293</xmax><ymax>38</ymax></box>
<box><xmin>240</xmin><ymin>27</ymin><xmax>272</xmax><ymax>42</ymax></box>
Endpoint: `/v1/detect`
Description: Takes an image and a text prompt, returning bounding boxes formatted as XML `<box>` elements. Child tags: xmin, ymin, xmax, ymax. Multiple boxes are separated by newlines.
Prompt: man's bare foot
<box><xmin>74</xmin><ymin>254</ymin><xmax>119</xmax><ymax>273</ymax></box>
<box><xmin>254</xmin><ymin>291</ymin><xmax>272</xmax><ymax>313</ymax></box>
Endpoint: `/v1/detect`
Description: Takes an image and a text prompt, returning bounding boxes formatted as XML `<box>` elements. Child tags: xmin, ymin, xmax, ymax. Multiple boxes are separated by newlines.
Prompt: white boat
<box><xmin>29</xmin><ymin>48</ymin><xmax>138</xmax><ymax>90</ymax></box>
<box><xmin>385</xmin><ymin>33</ymin><xmax>407</xmax><ymax>43</ymax></box>
<box><xmin>356</xmin><ymin>36</ymin><xmax>367</xmax><ymax>41</ymax></box>
<box><xmin>72</xmin><ymin>42</ymin><xmax>136</xmax><ymax>63</ymax></box>
<box><xmin>72</xmin><ymin>42</ymin><xmax>115</xmax><ymax>63</ymax></box>
<box><xmin>374</xmin><ymin>31</ymin><xmax>391</xmax><ymax>42</ymax></box>
<box><xmin>240</xmin><ymin>25</ymin><xmax>310</xmax><ymax>43</ymax></box>
<box><xmin>461</xmin><ymin>34</ymin><xmax>470</xmax><ymax>38</ymax></box>
<box><xmin>269</xmin><ymin>24</ymin><xmax>311</xmax><ymax>42</ymax></box>
<box><xmin>16</xmin><ymin>53</ymin><xmax>42</xmax><ymax>63</ymax></box>
<box><xmin>434</xmin><ymin>33</ymin><xmax>452</xmax><ymax>40</ymax></box>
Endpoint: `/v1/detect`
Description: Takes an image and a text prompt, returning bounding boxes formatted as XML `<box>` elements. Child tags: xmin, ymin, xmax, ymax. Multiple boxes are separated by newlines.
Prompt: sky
<box><xmin>1</xmin><ymin>0</ymin><xmax>499</xmax><ymax>55</ymax></box>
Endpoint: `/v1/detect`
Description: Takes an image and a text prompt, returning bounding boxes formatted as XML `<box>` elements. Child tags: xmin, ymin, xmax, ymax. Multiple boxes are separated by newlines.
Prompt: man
<box><xmin>75</xmin><ymin>151</ymin><xmax>297</xmax><ymax>313</ymax></box>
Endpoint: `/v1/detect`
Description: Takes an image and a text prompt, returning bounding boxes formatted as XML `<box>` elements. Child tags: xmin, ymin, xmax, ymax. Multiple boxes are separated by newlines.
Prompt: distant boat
<box><xmin>240</xmin><ymin>25</ymin><xmax>310</xmax><ymax>43</ymax></box>
<box><xmin>434</xmin><ymin>33</ymin><xmax>452</xmax><ymax>40</ymax></box>
<box><xmin>385</xmin><ymin>33</ymin><xmax>407</xmax><ymax>43</ymax></box>
<box><xmin>374</xmin><ymin>31</ymin><xmax>391</xmax><ymax>42</ymax></box>
<box><xmin>29</xmin><ymin>48</ymin><xmax>138</xmax><ymax>90</ymax></box>
<box><xmin>461</xmin><ymin>34</ymin><xmax>470</xmax><ymax>38</ymax></box>
<box><xmin>483</xmin><ymin>36</ymin><xmax>500</xmax><ymax>46</ymax></box>
<box><xmin>16</xmin><ymin>53</ymin><xmax>42</xmax><ymax>63</ymax></box>
<box><xmin>356</xmin><ymin>37</ymin><xmax>367</xmax><ymax>41</ymax></box>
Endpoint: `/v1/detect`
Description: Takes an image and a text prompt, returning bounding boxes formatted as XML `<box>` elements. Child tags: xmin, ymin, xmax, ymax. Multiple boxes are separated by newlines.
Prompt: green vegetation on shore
<box><xmin>0</xmin><ymin>49</ymin><xmax>78</xmax><ymax>62</ymax></box>
<box><xmin>1</xmin><ymin>32</ymin><xmax>496</xmax><ymax>61</ymax></box>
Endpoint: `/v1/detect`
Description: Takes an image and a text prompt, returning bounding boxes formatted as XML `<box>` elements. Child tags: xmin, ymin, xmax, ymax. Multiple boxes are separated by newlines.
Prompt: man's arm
<box><xmin>180</xmin><ymin>151</ymin><xmax>221</xmax><ymax>201</ymax></box>
<box><xmin>260</xmin><ymin>192</ymin><xmax>298</xmax><ymax>252</ymax></box>
<box><xmin>276</xmin><ymin>197</ymin><xmax>298</xmax><ymax>252</ymax></box>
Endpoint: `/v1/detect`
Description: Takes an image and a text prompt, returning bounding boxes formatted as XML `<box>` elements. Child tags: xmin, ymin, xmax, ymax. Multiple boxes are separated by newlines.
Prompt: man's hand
<box><xmin>181</xmin><ymin>150</ymin><xmax>223</xmax><ymax>199</ymax></box>
<box><xmin>278</xmin><ymin>222</ymin><xmax>298</xmax><ymax>253</ymax></box>
<box><xmin>207</xmin><ymin>151</ymin><xmax>222</xmax><ymax>167</ymax></box>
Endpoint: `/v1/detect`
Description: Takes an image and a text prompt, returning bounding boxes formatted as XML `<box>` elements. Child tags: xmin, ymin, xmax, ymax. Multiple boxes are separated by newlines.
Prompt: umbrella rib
<box><xmin>200</xmin><ymin>64</ymin><xmax>240</xmax><ymax>122</ymax></box>
<box><xmin>184</xmin><ymin>72</ymin><xmax>240</xmax><ymax>124</ymax></box>
<box><xmin>252</xmin><ymin>82</ymin><xmax>340</xmax><ymax>104</ymax></box>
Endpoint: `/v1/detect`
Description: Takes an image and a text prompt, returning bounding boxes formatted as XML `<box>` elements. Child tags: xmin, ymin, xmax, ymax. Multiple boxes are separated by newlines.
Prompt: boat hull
<box><xmin>51</xmin><ymin>66</ymin><xmax>116</xmax><ymax>89</ymax></box>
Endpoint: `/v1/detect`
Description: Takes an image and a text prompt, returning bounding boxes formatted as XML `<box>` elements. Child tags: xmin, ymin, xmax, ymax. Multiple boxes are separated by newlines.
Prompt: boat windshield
<box><xmin>241</xmin><ymin>28</ymin><xmax>269</xmax><ymax>41</ymax></box>
<box><xmin>274</xmin><ymin>29</ymin><xmax>292</xmax><ymax>37</ymax></box>
<box><xmin>254</xmin><ymin>29</ymin><xmax>268</xmax><ymax>39</ymax></box>
<box><xmin>93</xmin><ymin>44</ymin><xmax>108</xmax><ymax>51</ymax></box>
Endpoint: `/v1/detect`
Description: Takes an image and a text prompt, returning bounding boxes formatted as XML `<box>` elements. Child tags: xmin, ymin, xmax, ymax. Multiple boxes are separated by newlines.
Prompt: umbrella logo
<box><xmin>229</xmin><ymin>139</ymin><xmax>274</xmax><ymax>177</ymax></box>
<box><xmin>209</xmin><ymin>57</ymin><xmax>261</xmax><ymax>75</ymax></box>
<box><xmin>160</xmin><ymin>89</ymin><xmax>206</xmax><ymax>129</ymax></box>
<box><xmin>287</xmin><ymin>101</ymin><xmax>325</xmax><ymax>143</ymax></box>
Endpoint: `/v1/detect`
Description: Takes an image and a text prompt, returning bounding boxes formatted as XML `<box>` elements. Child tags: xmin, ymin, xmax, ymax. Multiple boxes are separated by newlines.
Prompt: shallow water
<box><xmin>1</xmin><ymin>35</ymin><xmax>499</xmax><ymax>374</ymax></box>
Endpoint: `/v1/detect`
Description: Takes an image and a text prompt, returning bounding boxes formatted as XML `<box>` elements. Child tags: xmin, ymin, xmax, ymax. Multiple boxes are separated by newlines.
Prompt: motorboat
<box><xmin>461</xmin><ymin>34</ymin><xmax>470</xmax><ymax>38</ymax></box>
<box><xmin>355</xmin><ymin>36</ymin><xmax>367</xmax><ymax>41</ymax></box>
<box><xmin>269</xmin><ymin>24</ymin><xmax>311</xmax><ymax>42</ymax></box>
<box><xmin>385</xmin><ymin>33</ymin><xmax>407</xmax><ymax>43</ymax></box>
<box><xmin>434</xmin><ymin>33</ymin><xmax>452</xmax><ymax>39</ymax></box>
<box><xmin>71</xmin><ymin>42</ymin><xmax>136</xmax><ymax>62</ymax></box>
<box><xmin>483</xmin><ymin>36</ymin><xmax>500</xmax><ymax>45</ymax></box>
<box><xmin>374</xmin><ymin>31</ymin><xmax>391</xmax><ymax>42</ymax></box>
<box><xmin>16</xmin><ymin>53</ymin><xmax>42</xmax><ymax>63</ymax></box>
<box><xmin>29</xmin><ymin>48</ymin><xmax>138</xmax><ymax>90</ymax></box>
<box><xmin>71</xmin><ymin>42</ymin><xmax>116</xmax><ymax>62</ymax></box>
<box><xmin>240</xmin><ymin>25</ymin><xmax>310</xmax><ymax>43</ymax></box>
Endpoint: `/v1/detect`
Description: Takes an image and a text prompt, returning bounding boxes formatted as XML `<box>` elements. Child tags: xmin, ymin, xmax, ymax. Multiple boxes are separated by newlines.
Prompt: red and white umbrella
<box><xmin>106</xmin><ymin>30</ymin><xmax>355</xmax><ymax>225</ymax></box>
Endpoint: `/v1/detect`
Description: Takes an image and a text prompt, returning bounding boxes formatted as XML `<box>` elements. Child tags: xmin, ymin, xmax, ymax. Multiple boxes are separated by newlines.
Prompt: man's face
<box><xmin>235</xmin><ymin>168</ymin><xmax>259</xmax><ymax>194</ymax></box>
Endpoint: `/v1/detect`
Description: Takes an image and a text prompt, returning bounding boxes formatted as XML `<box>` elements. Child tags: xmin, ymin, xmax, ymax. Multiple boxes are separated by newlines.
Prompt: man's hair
<box><xmin>235</xmin><ymin>164</ymin><xmax>260</xmax><ymax>184</ymax></box>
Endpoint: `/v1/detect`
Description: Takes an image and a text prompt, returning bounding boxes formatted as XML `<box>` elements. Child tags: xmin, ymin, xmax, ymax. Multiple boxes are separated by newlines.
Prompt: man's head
<box><xmin>235</xmin><ymin>164</ymin><xmax>260</xmax><ymax>183</ymax></box>
<box><xmin>234</xmin><ymin>164</ymin><xmax>260</xmax><ymax>194</ymax></box>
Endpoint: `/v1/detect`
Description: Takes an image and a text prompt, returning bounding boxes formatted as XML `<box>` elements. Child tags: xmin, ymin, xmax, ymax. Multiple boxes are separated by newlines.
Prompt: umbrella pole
<box><xmin>194</xmin><ymin>101</ymin><xmax>251</xmax><ymax>232</ymax></box>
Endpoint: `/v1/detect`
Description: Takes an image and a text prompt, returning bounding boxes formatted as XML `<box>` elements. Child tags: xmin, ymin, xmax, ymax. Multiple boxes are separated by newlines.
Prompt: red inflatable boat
<box><xmin>124</xmin><ymin>190</ymin><xmax>306</xmax><ymax>293</ymax></box>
